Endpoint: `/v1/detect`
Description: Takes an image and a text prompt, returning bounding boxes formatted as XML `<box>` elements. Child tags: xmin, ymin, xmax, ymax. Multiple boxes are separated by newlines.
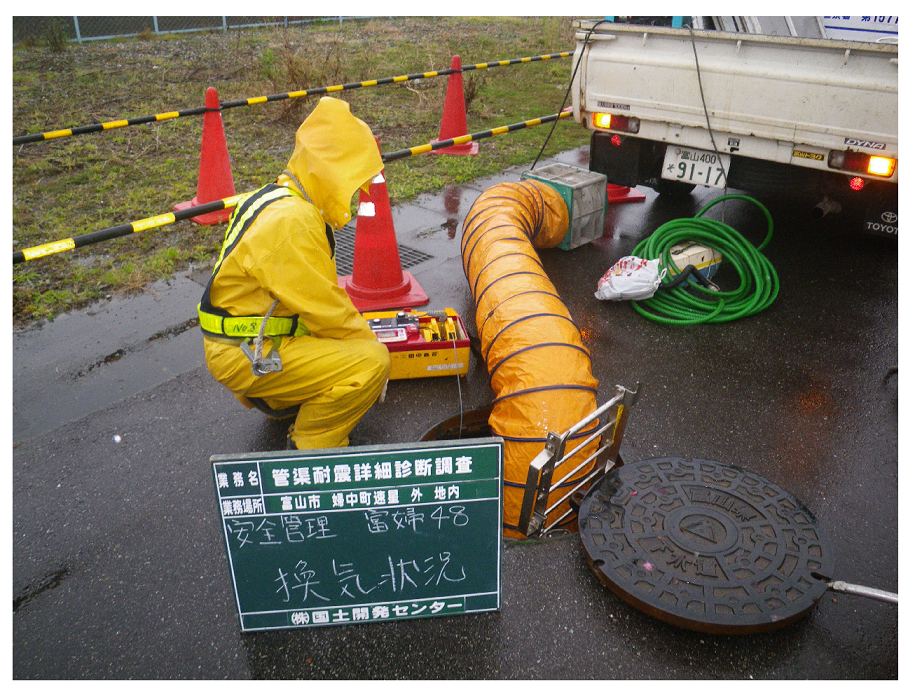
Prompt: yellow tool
<box><xmin>443</xmin><ymin>316</ymin><xmax>457</xmax><ymax>340</ymax></box>
<box><xmin>427</xmin><ymin>317</ymin><xmax>441</xmax><ymax>341</ymax></box>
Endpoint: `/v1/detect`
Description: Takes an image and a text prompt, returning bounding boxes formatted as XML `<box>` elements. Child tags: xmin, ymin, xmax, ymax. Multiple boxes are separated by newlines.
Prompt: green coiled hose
<box><xmin>631</xmin><ymin>194</ymin><xmax>779</xmax><ymax>325</ymax></box>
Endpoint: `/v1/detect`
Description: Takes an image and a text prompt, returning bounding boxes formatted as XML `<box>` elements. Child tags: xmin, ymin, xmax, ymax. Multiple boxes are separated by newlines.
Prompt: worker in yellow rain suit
<box><xmin>198</xmin><ymin>97</ymin><xmax>390</xmax><ymax>450</ymax></box>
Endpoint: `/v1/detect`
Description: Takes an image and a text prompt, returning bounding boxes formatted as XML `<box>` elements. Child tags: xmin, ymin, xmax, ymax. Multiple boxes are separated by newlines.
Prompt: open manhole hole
<box><xmin>419</xmin><ymin>406</ymin><xmax>494</xmax><ymax>441</ymax></box>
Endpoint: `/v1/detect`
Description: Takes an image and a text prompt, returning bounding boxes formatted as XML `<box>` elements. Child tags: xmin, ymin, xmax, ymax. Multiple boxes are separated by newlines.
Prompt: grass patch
<box><xmin>13</xmin><ymin>16</ymin><xmax>591</xmax><ymax>327</ymax></box>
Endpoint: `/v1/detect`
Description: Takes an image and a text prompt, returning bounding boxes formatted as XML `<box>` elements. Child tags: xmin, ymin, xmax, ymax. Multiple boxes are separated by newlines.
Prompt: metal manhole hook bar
<box><xmin>518</xmin><ymin>383</ymin><xmax>640</xmax><ymax>538</ymax></box>
<box><xmin>826</xmin><ymin>580</ymin><xmax>898</xmax><ymax>604</ymax></box>
<box><xmin>542</xmin><ymin>384</ymin><xmax>640</xmax><ymax>530</ymax></box>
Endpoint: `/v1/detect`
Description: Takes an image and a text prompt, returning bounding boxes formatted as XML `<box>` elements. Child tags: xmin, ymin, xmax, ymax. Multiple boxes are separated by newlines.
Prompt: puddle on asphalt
<box><xmin>13</xmin><ymin>566</ymin><xmax>70</xmax><ymax>612</ymax></box>
<box><xmin>14</xmin><ymin>272</ymin><xmax>209</xmax><ymax>443</ymax></box>
<box><xmin>70</xmin><ymin>317</ymin><xmax>201</xmax><ymax>380</ymax></box>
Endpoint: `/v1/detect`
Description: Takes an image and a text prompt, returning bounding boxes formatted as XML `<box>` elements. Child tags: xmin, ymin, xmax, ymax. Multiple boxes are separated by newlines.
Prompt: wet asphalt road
<box><xmin>12</xmin><ymin>147</ymin><xmax>899</xmax><ymax>679</ymax></box>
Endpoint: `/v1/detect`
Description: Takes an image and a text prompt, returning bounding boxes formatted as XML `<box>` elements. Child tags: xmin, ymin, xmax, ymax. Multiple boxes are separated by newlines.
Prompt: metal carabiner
<box><xmin>240</xmin><ymin>340</ymin><xmax>283</xmax><ymax>376</ymax></box>
<box><xmin>241</xmin><ymin>298</ymin><xmax>284</xmax><ymax>376</ymax></box>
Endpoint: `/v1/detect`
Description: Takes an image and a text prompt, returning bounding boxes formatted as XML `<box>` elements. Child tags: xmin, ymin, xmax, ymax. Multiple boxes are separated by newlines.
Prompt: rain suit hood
<box><xmin>277</xmin><ymin>97</ymin><xmax>383</xmax><ymax>230</ymax></box>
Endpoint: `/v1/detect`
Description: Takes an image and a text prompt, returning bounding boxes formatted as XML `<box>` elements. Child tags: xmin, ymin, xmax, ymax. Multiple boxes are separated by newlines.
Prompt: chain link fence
<box><xmin>12</xmin><ymin>16</ymin><xmax>370</xmax><ymax>45</ymax></box>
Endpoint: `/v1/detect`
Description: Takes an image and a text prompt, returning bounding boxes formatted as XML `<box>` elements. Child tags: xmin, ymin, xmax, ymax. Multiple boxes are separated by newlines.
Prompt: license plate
<box><xmin>662</xmin><ymin>146</ymin><xmax>730</xmax><ymax>189</ymax></box>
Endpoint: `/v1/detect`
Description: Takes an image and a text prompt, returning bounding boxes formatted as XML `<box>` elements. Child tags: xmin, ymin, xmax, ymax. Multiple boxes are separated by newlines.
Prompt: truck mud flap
<box><xmin>589</xmin><ymin>131</ymin><xmax>642</xmax><ymax>187</ymax></box>
<box><xmin>863</xmin><ymin>191</ymin><xmax>898</xmax><ymax>238</ymax></box>
<box><xmin>726</xmin><ymin>156</ymin><xmax>822</xmax><ymax>196</ymax></box>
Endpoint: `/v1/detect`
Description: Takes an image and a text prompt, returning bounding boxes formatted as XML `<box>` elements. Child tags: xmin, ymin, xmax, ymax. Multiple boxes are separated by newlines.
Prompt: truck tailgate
<box><xmin>574</xmin><ymin>25</ymin><xmax>898</xmax><ymax>159</ymax></box>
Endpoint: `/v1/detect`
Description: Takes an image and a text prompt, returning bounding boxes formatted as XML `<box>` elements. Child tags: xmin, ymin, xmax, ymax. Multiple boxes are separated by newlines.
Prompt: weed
<box><xmin>253</xmin><ymin>25</ymin><xmax>353</xmax><ymax>125</ymax></box>
<box><xmin>30</xmin><ymin>289</ymin><xmax>78</xmax><ymax>318</ymax></box>
<box><xmin>102</xmin><ymin>263</ymin><xmax>137</xmax><ymax>287</ymax></box>
<box><xmin>463</xmin><ymin>72</ymin><xmax>486</xmax><ymax>113</ymax></box>
<box><xmin>257</xmin><ymin>48</ymin><xmax>280</xmax><ymax>81</ymax></box>
<box><xmin>45</xmin><ymin>20</ymin><xmax>68</xmax><ymax>53</ymax></box>
<box><xmin>144</xmin><ymin>247</ymin><xmax>180</xmax><ymax>277</ymax></box>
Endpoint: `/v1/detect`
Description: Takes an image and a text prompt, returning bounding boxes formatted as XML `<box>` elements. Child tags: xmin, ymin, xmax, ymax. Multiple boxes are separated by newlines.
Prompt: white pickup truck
<box><xmin>571</xmin><ymin>17</ymin><xmax>898</xmax><ymax>236</ymax></box>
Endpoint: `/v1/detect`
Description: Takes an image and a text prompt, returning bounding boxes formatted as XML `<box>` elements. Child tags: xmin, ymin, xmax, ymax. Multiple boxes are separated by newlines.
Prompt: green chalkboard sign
<box><xmin>212</xmin><ymin>438</ymin><xmax>503</xmax><ymax>632</ymax></box>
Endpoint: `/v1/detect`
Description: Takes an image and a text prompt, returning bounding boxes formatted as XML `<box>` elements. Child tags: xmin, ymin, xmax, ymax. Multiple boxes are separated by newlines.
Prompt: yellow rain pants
<box><xmin>204</xmin><ymin>335</ymin><xmax>389</xmax><ymax>449</ymax></box>
<box><xmin>201</xmin><ymin>97</ymin><xmax>390</xmax><ymax>449</ymax></box>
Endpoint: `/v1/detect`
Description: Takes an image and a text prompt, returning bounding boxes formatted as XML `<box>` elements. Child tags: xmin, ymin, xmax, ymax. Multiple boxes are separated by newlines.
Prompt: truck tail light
<box><xmin>828</xmin><ymin>149</ymin><xmax>896</xmax><ymax>178</ymax></box>
<box><xmin>867</xmin><ymin>156</ymin><xmax>895</xmax><ymax>177</ymax></box>
<box><xmin>592</xmin><ymin>112</ymin><xmax>640</xmax><ymax>133</ymax></box>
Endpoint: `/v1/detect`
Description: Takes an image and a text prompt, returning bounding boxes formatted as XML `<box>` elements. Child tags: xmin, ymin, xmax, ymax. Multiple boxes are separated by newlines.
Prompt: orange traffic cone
<box><xmin>174</xmin><ymin>87</ymin><xmax>236</xmax><ymax>225</ymax></box>
<box><xmin>606</xmin><ymin>183</ymin><xmax>646</xmax><ymax>204</ymax></box>
<box><xmin>431</xmin><ymin>56</ymin><xmax>478</xmax><ymax>156</ymax></box>
<box><xmin>338</xmin><ymin>140</ymin><xmax>429</xmax><ymax>312</ymax></box>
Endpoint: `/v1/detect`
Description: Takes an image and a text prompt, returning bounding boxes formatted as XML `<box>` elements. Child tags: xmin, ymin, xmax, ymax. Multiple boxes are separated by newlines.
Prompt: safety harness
<box><xmin>197</xmin><ymin>180</ymin><xmax>336</xmax><ymax>375</ymax></box>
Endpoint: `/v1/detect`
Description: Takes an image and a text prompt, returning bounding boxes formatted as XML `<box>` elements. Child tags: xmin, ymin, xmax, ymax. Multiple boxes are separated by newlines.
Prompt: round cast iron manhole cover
<box><xmin>578</xmin><ymin>458</ymin><xmax>834</xmax><ymax>634</ymax></box>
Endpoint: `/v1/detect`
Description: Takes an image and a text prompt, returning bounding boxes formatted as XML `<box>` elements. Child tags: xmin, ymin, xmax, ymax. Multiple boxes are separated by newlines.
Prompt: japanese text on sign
<box><xmin>212</xmin><ymin>439</ymin><xmax>503</xmax><ymax>632</ymax></box>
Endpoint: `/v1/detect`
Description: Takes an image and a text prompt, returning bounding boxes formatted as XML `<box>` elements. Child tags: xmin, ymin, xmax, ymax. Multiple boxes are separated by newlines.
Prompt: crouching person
<box><xmin>198</xmin><ymin>97</ymin><xmax>390</xmax><ymax>450</ymax></box>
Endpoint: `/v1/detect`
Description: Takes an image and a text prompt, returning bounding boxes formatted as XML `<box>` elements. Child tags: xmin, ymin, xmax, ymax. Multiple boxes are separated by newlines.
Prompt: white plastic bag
<box><xmin>594</xmin><ymin>256</ymin><xmax>666</xmax><ymax>301</ymax></box>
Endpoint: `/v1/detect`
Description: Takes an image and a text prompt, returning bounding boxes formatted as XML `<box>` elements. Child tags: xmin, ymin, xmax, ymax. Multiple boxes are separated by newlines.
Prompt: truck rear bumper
<box><xmin>591</xmin><ymin>131</ymin><xmax>825</xmax><ymax>194</ymax></box>
<box><xmin>589</xmin><ymin>131</ymin><xmax>898</xmax><ymax>235</ymax></box>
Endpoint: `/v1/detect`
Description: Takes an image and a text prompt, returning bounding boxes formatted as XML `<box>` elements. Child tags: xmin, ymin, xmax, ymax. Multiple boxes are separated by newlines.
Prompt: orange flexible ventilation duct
<box><xmin>461</xmin><ymin>180</ymin><xmax>599</xmax><ymax>538</ymax></box>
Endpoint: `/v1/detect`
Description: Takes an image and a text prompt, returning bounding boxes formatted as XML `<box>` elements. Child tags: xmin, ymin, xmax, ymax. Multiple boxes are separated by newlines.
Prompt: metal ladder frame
<box><xmin>517</xmin><ymin>383</ymin><xmax>640</xmax><ymax>537</ymax></box>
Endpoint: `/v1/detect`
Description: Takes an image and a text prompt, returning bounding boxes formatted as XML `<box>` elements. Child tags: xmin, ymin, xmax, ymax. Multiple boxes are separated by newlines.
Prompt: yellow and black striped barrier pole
<box><xmin>381</xmin><ymin>109</ymin><xmax>572</xmax><ymax>162</ymax></box>
<box><xmin>462</xmin><ymin>52</ymin><xmax>572</xmax><ymax>72</ymax></box>
<box><xmin>12</xmin><ymin>106</ymin><xmax>210</xmax><ymax>146</ymax></box>
<box><xmin>13</xmin><ymin>52</ymin><xmax>572</xmax><ymax>146</ymax></box>
<box><xmin>12</xmin><ymin>108</ymin><xmax>573</xmax><ymax>264</ymax></box>
<box><xmin>12</xmin><ymin>194</ymin><xmax>249</xmax><ymax>265</ymax></box>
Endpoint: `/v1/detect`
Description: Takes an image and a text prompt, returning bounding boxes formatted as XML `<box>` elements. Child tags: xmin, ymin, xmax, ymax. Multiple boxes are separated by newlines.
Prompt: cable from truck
<box><xmin>531</xmin><ymin>19</ymin><xmax>609</xmax><ymax>170</ymax></box>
